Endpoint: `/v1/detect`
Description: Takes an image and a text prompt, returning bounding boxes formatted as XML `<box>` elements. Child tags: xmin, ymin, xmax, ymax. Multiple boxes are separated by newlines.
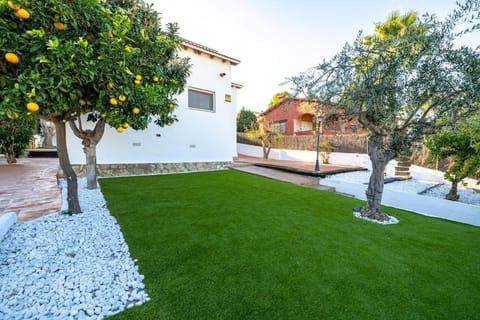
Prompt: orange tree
<box><xmin>0</xmin><ymin>0</ymin><xmax>190</xmax><ymax>212</ymax></box>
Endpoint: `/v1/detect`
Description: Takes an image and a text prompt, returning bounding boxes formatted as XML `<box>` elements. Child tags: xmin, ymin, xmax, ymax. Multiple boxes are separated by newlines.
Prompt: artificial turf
<box><xmin>100</xmin><ymin>169</ymin><xmax>480</xmax><ymax>320</ymax></box>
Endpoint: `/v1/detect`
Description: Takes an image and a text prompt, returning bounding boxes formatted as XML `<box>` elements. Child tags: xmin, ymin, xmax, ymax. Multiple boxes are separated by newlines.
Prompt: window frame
<box><xmin>272</xmin><ymin>120</ymin><xmax>287</xmax><ymax>134</ymax></box>
<box><xmin>188</xmin><ymin>87</ymin><xmax>215</xmax><ymax>112</ymax></box>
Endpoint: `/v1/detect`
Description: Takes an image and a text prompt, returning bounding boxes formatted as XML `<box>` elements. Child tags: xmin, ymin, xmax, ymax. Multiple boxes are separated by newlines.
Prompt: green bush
<box><xmin>0</xmin><ymin>114</ymin><xmax>36</xmax><ymax>163</ymax></box>
<box><xmin>236</xmin><ymin>107</ymin><xmax>257</xmax><ymax>132</ymax></box>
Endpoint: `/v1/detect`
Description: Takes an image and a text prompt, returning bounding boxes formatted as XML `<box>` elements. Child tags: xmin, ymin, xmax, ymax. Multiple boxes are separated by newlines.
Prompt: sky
<box><xmin>151</xmin><ymin>1</ymin><xmax>473</xmax><ymax>112</ymax></box>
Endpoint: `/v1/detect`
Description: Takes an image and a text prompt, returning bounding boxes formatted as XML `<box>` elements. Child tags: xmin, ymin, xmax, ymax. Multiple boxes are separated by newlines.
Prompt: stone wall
<box><xmin>58</xmin><ymin>161</ymin><xmax>233</xmax><ymax>178</ymax></box>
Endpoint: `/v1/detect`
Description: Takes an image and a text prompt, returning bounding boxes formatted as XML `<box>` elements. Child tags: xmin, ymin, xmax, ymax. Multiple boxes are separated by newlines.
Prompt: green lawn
<box><xmin>100</xmin><ymin>170</ymin><xmax>480</xmax><ymax>320</ymax></box>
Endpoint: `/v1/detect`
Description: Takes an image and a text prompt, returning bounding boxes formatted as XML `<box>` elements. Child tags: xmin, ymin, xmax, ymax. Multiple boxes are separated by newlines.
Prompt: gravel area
<box><xmin>324</xmin><ymin>170</ymin><xmax>480</xmax><ymax>206</ymax></box>
<box><xmin>0</xmin><ymin>178</ymin><xmax>149</xmax><ymax>319</ymax></box>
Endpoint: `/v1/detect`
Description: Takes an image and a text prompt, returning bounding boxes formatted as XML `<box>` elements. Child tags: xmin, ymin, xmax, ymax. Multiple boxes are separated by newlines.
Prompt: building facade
<box><xmin>260</xmin><ymin>98</ymin><xmax>363</xmax><ymax>136</ymax></box>
<box><xmin>66</xmin><ymin>40</ymin><xmax>241</xmax><ymax>176</ymax></box>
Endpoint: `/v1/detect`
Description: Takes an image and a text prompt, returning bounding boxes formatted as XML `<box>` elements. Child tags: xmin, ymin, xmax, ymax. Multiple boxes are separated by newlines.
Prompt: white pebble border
<box><xmin>0</xmin><ymin>178</ymin><xmax>149</xmax><ymax>319</ymax></box>
<box><xmin>353</xmin><ymin>210</ymin><xmax>399</xmax><ymax>225</ymax></box>
<box><xmin>325</xmin><ymin>171</ymin><xmax>480</xmax><ymax>206</ymax></box>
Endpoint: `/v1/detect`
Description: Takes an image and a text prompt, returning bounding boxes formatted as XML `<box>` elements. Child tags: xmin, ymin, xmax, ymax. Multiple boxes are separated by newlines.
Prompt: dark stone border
<box><xmin>58</xmin><ymin>161</ymin><xmax>233</xmax><ymax>178</ymax></box>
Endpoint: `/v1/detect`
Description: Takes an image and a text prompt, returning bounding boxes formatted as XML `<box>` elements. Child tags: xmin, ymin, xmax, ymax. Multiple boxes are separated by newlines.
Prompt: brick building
<box><xmin>259</xmin><ymin>98</ymin><xmax>363</xmax><ymax>136</ymax></box>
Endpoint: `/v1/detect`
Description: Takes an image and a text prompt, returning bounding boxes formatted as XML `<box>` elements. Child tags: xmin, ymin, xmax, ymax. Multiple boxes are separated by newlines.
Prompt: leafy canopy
<box><xmin>0</xmin><ymin>113</ymin><xmax>36</xmax><ymax>162</ymax></box>
<box><xmin>267</xmin><ymin>91</ymin><xmax>290</xmax><ymax>109</ymax></box>
<box><xmin>236</xmin><ymin>107</ymin><xmax>257</xmax><ymax>133</ymax></box>
<box><xmin>0</xmin><ymin>0</ymin><xmax>190</xmax><ymax>130</ymax></box>
<box><xmin>426</xmin><ymin>116</ymin><xmax>480</xmax><ymax>183</ymax></box>
<box><xmin>289</xmin><ymin>7</ymin><xmax>480</xmax><ymax>161</ymax></box>
<box><xmin>288</xmin><ymin>1</ymin><xmax>480</xmax><ymax>220</ymax></box>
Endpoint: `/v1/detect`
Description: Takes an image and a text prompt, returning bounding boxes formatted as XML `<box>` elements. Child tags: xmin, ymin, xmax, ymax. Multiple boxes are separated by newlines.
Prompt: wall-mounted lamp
<box><xmin>219</xmin><ymin>72</ymin><xmax>226</xmax><ymax>77</ymax></box>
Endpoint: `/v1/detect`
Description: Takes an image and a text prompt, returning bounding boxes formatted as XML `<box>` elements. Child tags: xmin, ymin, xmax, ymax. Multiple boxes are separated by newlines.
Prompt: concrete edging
<box><xmin>0</xmin><ymin>212</ymin><xmax>17</xmax><ymax>242</ymax></box>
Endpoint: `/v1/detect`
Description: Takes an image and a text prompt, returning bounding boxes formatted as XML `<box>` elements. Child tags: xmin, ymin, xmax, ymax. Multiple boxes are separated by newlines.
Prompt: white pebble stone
<box><xmin>0</xmin><ymin>178</ymin><xmax>149</xmax><ymax>319</ymax></box>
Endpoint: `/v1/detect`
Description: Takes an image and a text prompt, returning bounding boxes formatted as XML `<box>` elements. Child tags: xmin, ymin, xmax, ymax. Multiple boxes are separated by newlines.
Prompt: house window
<box><xmin>188</xmin><ymin>88</ymin><xmax>215</xmax><ymax>112</ymax></box>
<box><xmin>271</xmin><ymin>120</ymin><xmax>287</xmax><ymax>133</ymax></box>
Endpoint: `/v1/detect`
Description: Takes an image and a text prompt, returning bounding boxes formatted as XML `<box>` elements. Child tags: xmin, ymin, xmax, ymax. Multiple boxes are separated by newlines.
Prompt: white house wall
<box><xmin>66</xmin><ymin>49</ymin><xmax>238</xmax><ymax>165</ymax></box>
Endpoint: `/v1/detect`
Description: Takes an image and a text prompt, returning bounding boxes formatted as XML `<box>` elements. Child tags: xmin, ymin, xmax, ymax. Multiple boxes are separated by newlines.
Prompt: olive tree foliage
<box><xmin>0</xmin><ymin>114</ymin><xmax>36</xmax><ymax>163</ymax></box>
<box><xmin>425</xmin><ymin>116</ymin><xmax>480</xmax><ymax>201</ymax></box>
<box><xmin>0</xmin><ymin>0</ymin><xmax>190</xmax><ymax>212</ymax></box>
<box><xmin>288</xmin><ymin>2</ymin><xmax>480</xmax><ymax>221</ymax></box>
<box><xmin>236</xmin><ymin>107</ymin><xmax>257</xmax><ymax>132</ymax></box>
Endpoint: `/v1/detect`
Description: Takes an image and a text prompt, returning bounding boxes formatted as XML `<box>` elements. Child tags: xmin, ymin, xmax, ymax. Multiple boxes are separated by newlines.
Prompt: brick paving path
<box><xmin>0</xmin><ymin>157</ymin><xmax>61</xmax><ymax>222</ymax></box>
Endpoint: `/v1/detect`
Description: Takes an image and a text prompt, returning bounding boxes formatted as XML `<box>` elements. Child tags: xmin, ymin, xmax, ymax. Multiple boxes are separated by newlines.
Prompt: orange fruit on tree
<box><xmin>135</xmin><ymin>74</ymin><xmax>142</xmax><ymax>81</ymax></box>
<box><xmin>54</xmin><ymin>22</ymin><xmax>65</xmax><ymax>30</ymax></box>
<box><xmin>152</xmin><ymin>76</ymin><xmax>159</xmax><ymax>82</ymax></box>
<box><xmin>107</xmin><ymin>82</ymin><xmax>114</xmax><ymax>90</ymax></box>
<box><xmin>6</xmin><ymin>113</ymin><xmax>14</xmax><ymax>120</ymax></box>
<box><xmin>118</xmin><ymin>95</ymin><xmax>126</xmax><ymax>102</ymax></box>
<box><xmin>109</xmin><ymin>97</ymin><xmax>118</xmax><ymax>105</ymax></box>
<box><xmin>79</xmin><ymin>99</ymin><xmax>86</xmax><ymax>106</ymax></box>
<box><xmin>167</xmin><ymin>121</ymin><xmax>172</xmax><ymax>126</ymax></box>
<box><xmin>4</xmin><ymin>52</ymin><xmax>20</xmax><ymax>64</ymax></box>
<box><xmin>15</xmin><ymin>8</ymin><xmax>30</xmax><ymax>19</ymax></box>
<box><xmin>169</xmin><ymin>103</ymin><xmax>175</xmax><ymax>109</ymax></box>
<box><xmin>132</xmin><ymin>107</ymin><xmax>140</xmax><ymax>114</ymax></box>
<box><xmin>26</xmin><ymin>102</ymin><xmax>39</xmax><ymax>112</ymax></box>
<box><xmin>7</xmin><ymin>1</ymin><xmax>19</xmax><ymax>10</ymax></box>
<box><xmin>101</xmin><ymin>113</ymin><xmax>107</xmax><ymax>118</ymax></box>
<box><xmin>116</xmin><ymin>127</ymin><xmax>124</xmax><ymax>133</ymax></box>
<box><xmin>134</xmin><ymin>79</ymin><xmax>141</xmax><ymax>85</ymax></box>
<box><xmin>122</xmin><ymin>122</ymin><xmax>129</xmax><ymax>129</ymax></box>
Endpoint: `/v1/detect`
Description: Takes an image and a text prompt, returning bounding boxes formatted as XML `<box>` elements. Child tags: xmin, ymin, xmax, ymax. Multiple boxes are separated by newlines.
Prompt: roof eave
<box><xmin>181</xmin><ymin>38</ymin><xmax>241</xmax><ymax>66</ymax></box>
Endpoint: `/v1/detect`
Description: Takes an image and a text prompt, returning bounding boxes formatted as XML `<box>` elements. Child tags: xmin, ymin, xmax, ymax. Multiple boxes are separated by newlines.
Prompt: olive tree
<box><xmin>426</xmin><ymin>118</ymin><xmax>480</xmax><ymax>201</ymax></box>
<box><xmin>246</xmin><ymin>121</ymin><xmax>282</xmax><ymax>159</ymax></box>
<box><xmin>289</xmin><ymin>2</ymin><xmax>480</xmax><ymax>221</ymax></box>
<box><xmin>0</xmin><ymin>0</ymin><xmax>190</xmax><ymax>212</ymax></box>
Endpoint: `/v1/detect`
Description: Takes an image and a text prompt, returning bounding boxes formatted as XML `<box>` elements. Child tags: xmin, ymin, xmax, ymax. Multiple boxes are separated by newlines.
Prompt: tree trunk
<box><xmin>262</xmin><ymin>144</ymin><xmax>271</xmax><ymax>159</ymax></box>
<box><xmin>361</xmin><ymin>134</ymin><xmax>392</xmax><ymax>221</ymax></box>
<box><xmin>53</xmin><ymin>119</ymin><xmax>82</xmax><ymax>214</ymax></box>
<box><xmin>85</xmin><ymin>145</ymin><xmax>98</xmax><ymax>189</ymax></box>
<box><xmin>69</xmin><ymin>119</ymin><xmax>105</xmax><ymax>190</ymax></box>
<box><xmin>445</xmin><ymin>177</ymin><xmax>460</xmax><ymax>201</ymax></box>
<box><xmin>5</xmin><ymin>145</ymin><xmax>16</xmax><ymax>164</ymax></box>
<box><xmin>40</xmin><ymin>120</ymin><xmax>55</xmax><ymax>147</ymax></box>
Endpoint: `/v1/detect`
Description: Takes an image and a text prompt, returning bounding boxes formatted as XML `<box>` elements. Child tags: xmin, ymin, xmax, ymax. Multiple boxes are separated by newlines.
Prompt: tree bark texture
<box><xmin>69</xmin><ymin>119</ymin><xmax>105</xmax><ymax>189</ymax></box>
<box><xmin>5</xmin><ymin>145</ymin><xmax>16</xmax><ymax>164</ymax></box>
<box><xmin>53</xmin><ymin>119</ymin><xmax>82</xmax><ymax>213</ymax></box>
<box><xmin>362</xmin><ymin>134</ymin><xmax>394</xmax><ymax>221</ymax></box>
<box><xmin>40</xmin><ymin>120</ymin><xmax>55</xmax><ymax>147</ymax></box>
<box><xmin>262</xmin><ymin>142</ymin><xmax>271</xmax><ymax>159</ymax></box>
<box><xmin>446</xmin><ymin>177</ymin><xmax>460</xmax><ymax>201</ymax></box>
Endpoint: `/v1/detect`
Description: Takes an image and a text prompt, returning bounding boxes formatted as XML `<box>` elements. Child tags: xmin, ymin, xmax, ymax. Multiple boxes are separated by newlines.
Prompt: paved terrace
<box><xmin>0</xmin><ymin>157</ymin><xmax>61</xmax><ymax>221</ymax></box>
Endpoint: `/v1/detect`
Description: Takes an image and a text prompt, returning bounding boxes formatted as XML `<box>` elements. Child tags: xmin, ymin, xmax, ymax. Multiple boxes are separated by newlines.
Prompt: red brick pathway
<box><xmin>0</xmin><ymin>157</ymin><xmax>61</xmax><ymax>222</ymax></box>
